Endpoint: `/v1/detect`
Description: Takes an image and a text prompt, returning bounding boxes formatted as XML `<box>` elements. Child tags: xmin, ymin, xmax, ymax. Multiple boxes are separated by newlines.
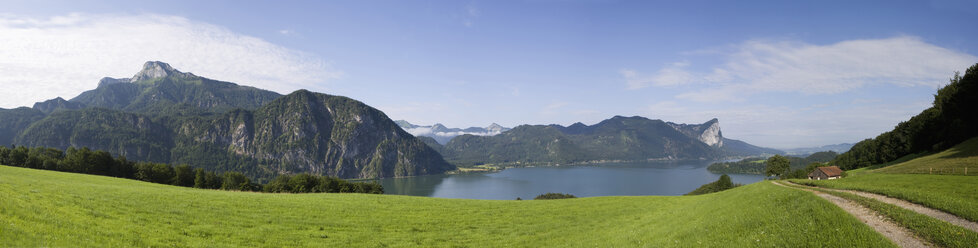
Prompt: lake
<box><xmin>378</xmin><ymin>161</ymin><xmax>766</xmax><ymax>200</ymax></box>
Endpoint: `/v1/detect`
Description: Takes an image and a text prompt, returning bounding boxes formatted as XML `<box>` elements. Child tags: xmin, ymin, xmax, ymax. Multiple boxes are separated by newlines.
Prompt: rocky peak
<box><xmin>667</xmin><ymin>118</ymin><xmax>723</xmax><ymax>147</ymax></box>
<box><xmin>431</xmin><ymin>123</ymin><xmax>449</xmax><ymax>132</ymax></box>
<box><xmin>486</xmin><ymin>123</ymin><xmax>508</xmax><ymax>133</ymax></box>
<box><xmin>131</xmin><ymin>61</ymin><xmax>194</xmax><ymax>82</ymax></box>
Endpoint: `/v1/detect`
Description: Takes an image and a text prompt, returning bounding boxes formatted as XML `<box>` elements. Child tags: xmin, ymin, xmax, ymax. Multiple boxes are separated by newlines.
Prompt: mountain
<box><xmin>438</xmin><ymin>116</ymin><xmax>774</xmax><ymax>166</ymax></box>
<box><xmin>666</xmin><ymin>118</ymin><xmax>723</xmax><ymax>147</ymax></box>
<box><xmin>69</xmin><ymin>62</ymin><xmax>282</xmax><ymax>116</ymax></box>
<box><xmin>0</xmin><ymin>107</ymin><xmax>46</xmax><ymax>146</ymax></box>
<box><xmin>783</xmin><ymin>143</ymin><xmax>854</xmax><ymax>156</ymax></box>
<box><xmin>395</xmin><ymin>120</ymin><xmax>511</xmax><ymax>144</ymax></box>
<box><xmin>721</xmin><ymin>138</ymin><xmax>784</xmax><ymax>157</ymax></box>
<box><xmin>6</xmin><ymin>61</ymin><xmax>454</xmax><ymax>180</ymax></box>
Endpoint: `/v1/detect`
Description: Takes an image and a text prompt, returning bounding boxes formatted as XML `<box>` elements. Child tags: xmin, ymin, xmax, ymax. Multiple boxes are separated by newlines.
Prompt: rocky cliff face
<box><xmin>131</xmin><ymin>61</ymin><xmax>196</xmax><ymax>81</ymax></box>
<box><xmin>667</xmin><ymin>118</ymin><xmax>723</xmax><ymax>147</ymax></box>
<box><xmin>179</xmin><ymin>90</ymin><xmax>454</xmax><ymax>178</ymax></box>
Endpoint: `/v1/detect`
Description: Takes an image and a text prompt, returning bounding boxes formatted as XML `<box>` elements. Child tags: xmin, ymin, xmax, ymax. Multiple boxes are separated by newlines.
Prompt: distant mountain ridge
<box><xmin>395</xmin><ymin>120</ymin><xmax>511</xmax><ymax>144</ymax></box>
<box><xmin>783</xmin><ymin>143</ymin><xmax>854</xmax><ymax>156</ymax></box>
<box><xmin>429</xmin><ymin>115</ymin><xmax>781</xmax><ymax>166</ymax></box>
<box><xmin>1</xmin><ymin>61</ymin><xmax>454</xmax><ymax>180</ymax></box>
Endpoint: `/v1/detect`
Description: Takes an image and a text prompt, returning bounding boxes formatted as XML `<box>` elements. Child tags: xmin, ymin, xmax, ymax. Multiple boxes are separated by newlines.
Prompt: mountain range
<box><xmin>0</xmin><ymin>61</ymin><xmax>454</xmax><ymax>180</ymax></box>
<box><xmin>782</xmin><ymin>143</ymin><xmax>855</xmax><ymax>156</ymax></box>
<box><xmin>421</xmin><ymin>116</ymin><xmax>782</xmax><ymax>166</ymax></box>
<box><xmin>394</xmin><ymin>120</ymin><xmax>510</xmax><ymax>144</ymax></box>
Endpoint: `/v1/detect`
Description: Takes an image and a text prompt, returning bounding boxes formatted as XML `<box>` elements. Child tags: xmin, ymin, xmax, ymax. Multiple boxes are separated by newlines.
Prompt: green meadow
<box><xmin>1</xmin><ymin>165</ymin><xmax>895</xmax><ymax>247</ymax></box>
<box><xmin>791</xmin><ymin>172</ymin><xmax>978</xmax><ymax>223</ymax></box>
<box><xmin>791</xmin><ymin>139</ymin><xmax>978</xmax><ymax>223</ymax></box>
<box><xmin>875</xmin><ymin>137</ymin><xmax>978</xmax><ymax>175</ymax></box>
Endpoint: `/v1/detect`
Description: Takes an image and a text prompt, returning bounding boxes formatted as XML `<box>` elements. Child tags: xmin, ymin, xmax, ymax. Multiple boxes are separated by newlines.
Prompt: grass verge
<box><xmin>800</xmin><ymin>185</ymin><xmax>978</xmax><ymax>248</ymax></box>
<box><xmin>790</xmin><ymin>173</ymin><xmax>978</xmax><ymax>223</ymax></box>
<box><xmin>874</xmin><ymin>137</ymin><xmax>978</xmax><ymax>175</ymax></box>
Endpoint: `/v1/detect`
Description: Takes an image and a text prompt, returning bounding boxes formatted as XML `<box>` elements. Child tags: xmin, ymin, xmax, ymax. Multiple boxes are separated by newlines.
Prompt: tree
<box><xmin>715</xmin><ymin>174</ymin><xmax>733</xmax><ymax>189</ymax></box>
<box><xmin>172</xmin><ymin>164</ymin><xmax>195</xmax><ymax>187</ymax></box>
<box><xmin>193</xmin><ymin>168</ymin><xmax>206</xmax><ymax>188</ymax></box>
<box><xmin>204</xmin><ymin>171</ymin><xmax>223</xmax><ymax>189</ymax></box>
<box><xmin>765</xmin><ymin>155</ymin><xmax>790</xmax><ymax>179</ymax></box>
<box><xmin>221</xmin><ymin>171</ymin><xmax>251</xmax><ymax>191</ymax></box>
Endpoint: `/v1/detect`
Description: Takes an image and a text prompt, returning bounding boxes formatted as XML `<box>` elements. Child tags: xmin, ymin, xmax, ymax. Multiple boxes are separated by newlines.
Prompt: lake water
<box><xmin>378</xmin><ymin>161</ymin><xmax>766</xmax><ymax>200</ymax></box>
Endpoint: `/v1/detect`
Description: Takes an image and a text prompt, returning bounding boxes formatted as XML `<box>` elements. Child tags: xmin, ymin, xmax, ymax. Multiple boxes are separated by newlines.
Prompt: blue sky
<box><xmin>1</xmin><ymin>0</ymin><xmax>976</xmax><ymax>148</ymax></box>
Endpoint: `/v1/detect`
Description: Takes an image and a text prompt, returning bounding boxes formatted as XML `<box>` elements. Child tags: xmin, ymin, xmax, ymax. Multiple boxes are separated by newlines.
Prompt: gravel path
<box><xmin>781</xmin><ymin>181</ymin><xmax>978</xmax><ymax>233</ymax></box>
<box><xmin>771</xmin><ymin>181</ymin><xmax>931</xmax><ymax>248</ymax></box>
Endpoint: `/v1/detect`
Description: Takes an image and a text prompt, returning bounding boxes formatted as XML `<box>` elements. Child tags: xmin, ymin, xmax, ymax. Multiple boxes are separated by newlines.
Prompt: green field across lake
<box><xmin>0</xmin><ymin>165</ymin><xmax>896</xmax><ymax>247</ymax></box>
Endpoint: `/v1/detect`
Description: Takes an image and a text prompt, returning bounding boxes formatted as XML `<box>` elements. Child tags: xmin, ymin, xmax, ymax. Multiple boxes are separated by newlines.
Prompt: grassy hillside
<box><xmin>791</xmin><ymin>173</ymin><xmax>978</xmax><ymax>223</ymax></box>
<box><xmin>875</xmin><ymin>137</ymin><xmax>978</xmax><ymax>175</ymax></box>
<box><xmin>0</xmin><ymin>165</ymin><xmax>896</xmax><ymax>247</ymax></box>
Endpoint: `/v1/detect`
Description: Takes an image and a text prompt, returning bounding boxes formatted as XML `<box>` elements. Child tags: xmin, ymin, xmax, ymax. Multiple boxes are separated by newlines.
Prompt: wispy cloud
<box><xmin>621</xmin><ymin>61</ymin><xmax>693</xmax><ymax>89</ymax></box>
<box><xmin>625</xmin><ymin>36</ymin><xmax>976</xmax><ymax>102</ymax></box>
<box><xmin>462</xmin><ymin>2</ymin><xmax>480</xmax><ymax>27</ymax></box>
<box><xmin>0</xmin><ymin>13</ymin><xmax>342</xmax><ymax>108</ymax></box>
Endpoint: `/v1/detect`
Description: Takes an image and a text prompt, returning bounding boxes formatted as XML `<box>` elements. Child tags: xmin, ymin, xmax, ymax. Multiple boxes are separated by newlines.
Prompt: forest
<box><xmin>0</xmin><ymin>145</ymin><xmax>383</xmax><ymax>194</ymax></box>
<box><xmin>833</xmin><ymin>63</ymin><xmax>978</xmax><ymax>169</ymax></box>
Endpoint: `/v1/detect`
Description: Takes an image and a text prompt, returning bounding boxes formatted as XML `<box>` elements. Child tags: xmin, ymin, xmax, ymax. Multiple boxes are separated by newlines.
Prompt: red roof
<box><xmin>816</xmin><ymin>166</ymin><xmax>843</xmax><ymax>177</ymax></box>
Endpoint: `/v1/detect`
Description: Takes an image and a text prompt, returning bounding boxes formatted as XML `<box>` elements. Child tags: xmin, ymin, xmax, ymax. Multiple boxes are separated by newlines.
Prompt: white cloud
<box><xmin>0</xmin><ymin>13</ymin><xmax>342</xmax><ymax>108</ymax></box>
<box><xmin>628</xmin><ymin>36</ymin><xmax>976</xmax><ymax>102</ymax></box>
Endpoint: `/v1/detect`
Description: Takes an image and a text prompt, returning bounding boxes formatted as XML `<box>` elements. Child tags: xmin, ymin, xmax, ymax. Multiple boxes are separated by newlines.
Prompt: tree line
<box><xmin>0</xmin><ymin>145</ymin><xmax>382</xmax><ymax>194</ymax></box>
<box><xmin>707</xmin><ymin>151</ymin><xmax>838</xmax><ymax>175</ymax></box>
<box><xmin>833</xmin><ymin>64</ymin><xmax>978</xmax><ymax>170</ymax></box>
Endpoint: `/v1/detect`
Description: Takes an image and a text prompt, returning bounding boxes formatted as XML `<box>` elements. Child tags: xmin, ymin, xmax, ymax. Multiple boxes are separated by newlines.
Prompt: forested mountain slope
<box><xmin>2</xmin><ymin>61</ymin><xmax>453</xmax><ymax>180</ymax></box>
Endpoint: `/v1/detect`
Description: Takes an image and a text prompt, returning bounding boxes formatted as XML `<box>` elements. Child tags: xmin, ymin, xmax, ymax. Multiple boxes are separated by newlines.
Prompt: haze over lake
<box><xmin>379</xmin><ymin>162</ymin><xmax>766</xmax><ymax>200</ymax></box>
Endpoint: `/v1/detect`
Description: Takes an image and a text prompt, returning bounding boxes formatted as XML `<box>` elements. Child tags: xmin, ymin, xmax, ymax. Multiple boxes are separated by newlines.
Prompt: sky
<box><xmin>0</xmin><ymin>0</ymin><xmax>976</xmax><ymax>149</ymax></box>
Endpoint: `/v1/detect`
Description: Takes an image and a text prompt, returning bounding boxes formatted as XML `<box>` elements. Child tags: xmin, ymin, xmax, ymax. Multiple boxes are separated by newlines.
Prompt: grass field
<box><xmin>875</xmin><ymin>137</ymin><xmax>978</xmax><ymax>175</ymax></box>
<box><xmin>790</xmin><ymin>173</ymin><xmax>978</xmax><ymax>223</ymax></box>
<box><xmin>782</xmin><ymin>183</ymin><xmax>978</xmax><ymax>248</ymax></box>
<box><xmin>0</xmin><ymin>165</ymin><xmax>897</xmax><ymax>247</ymax></box>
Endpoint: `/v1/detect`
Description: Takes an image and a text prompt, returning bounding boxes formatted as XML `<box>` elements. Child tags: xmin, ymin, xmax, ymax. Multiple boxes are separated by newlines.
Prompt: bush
<box><xmin>534</xmin><ymin>193</ymin><xmax>576</xmax><ymax>200</ymax></box>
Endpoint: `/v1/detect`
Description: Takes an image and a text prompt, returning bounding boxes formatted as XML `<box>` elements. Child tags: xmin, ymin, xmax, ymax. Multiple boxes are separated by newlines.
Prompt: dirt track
<box><xmin>780</xmin><ymin>181</ymin><xmax>978</xmax><ymax>233</ymax></box>
<box><xmin>771</xmin><ymin>181</ymin><xmax>931</xmax><ymax>248</ymax></box>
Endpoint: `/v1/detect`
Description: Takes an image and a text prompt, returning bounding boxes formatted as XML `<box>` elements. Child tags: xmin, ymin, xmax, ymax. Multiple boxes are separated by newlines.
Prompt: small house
<box><xmin>808</xmin><ymin>166</ymin><xmax>843</xmax><ymax>180</ymax></box>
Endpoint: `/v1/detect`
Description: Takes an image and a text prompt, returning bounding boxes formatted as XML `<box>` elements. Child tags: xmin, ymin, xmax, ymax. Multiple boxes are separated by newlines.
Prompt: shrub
<box><xmin>534</xmin><ymin>193</ymin><xmax>576</xmax><ymax>200</ymax></box>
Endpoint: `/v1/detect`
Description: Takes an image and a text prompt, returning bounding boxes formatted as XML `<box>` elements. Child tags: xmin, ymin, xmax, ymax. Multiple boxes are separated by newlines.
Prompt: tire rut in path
<box><xmin>771</xmin><ymin>181</ymin><xmax>931</xmax><ymax>248</ymax></box>
<box><xmin>781</xmin><ymin>181</ymin><xmax>978</xmax><ymax>233</ymax></box>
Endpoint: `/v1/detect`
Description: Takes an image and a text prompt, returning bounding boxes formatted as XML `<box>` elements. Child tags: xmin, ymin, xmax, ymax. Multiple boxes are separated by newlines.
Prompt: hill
<box><xmin>875</xmin><ymin>137</ymin><xmax>978</xmax><ymax>175</ymax></box>
<box><xmin>440</xmin><ymin>116</ymin><xmax>780</xmax><ymax>166</ymax></box>
<box><xmin>708</xmin><ymin>151</ymin><xmax>838</xmax><ymax>174</ymax></box>
<box><xmin>834</xmin><ymin>63</ymin><xmax>978</xmax><ymax>170</ymax></box>
<box><xmin>0</xmin><ymin>165</ymin><xmax>895</xmax><ymax>247</ymax></box>
<box><xmin>1</xmin><ymin>61</ymin><xmax>453</xmax><ymax>179</ymax></box>
<box><xmin>783</xmin><ymin>143</ymin><xmax>855</xmax><ymax>156</ymax></box>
